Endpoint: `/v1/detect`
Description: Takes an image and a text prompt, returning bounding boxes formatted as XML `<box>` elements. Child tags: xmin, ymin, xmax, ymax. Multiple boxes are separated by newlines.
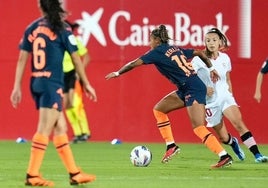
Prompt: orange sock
<box><xmin>27</xmin><ymin>133</ymin><xmax>49</xmax><ymax>176</ymax></box>
<box><xmin>153</xmin><ymin>109</ymin><xmax>174</xmax><ymax>144</ymax></box>
<box><xmin>193</xmin><ymin>126</ymin><xmax>224</xmax><ymax>155</ymax></box>
<box><xmin>53</xmin><ymin>134</ymin><xmax>79</xmax><ymax>174</ymax></box>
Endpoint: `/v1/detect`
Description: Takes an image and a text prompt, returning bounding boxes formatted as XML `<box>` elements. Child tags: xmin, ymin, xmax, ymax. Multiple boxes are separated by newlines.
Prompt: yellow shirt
<box><xmin>63</xmin><ymin>37</ymin><xmax>88</xmax><ymax>73</ymax></box>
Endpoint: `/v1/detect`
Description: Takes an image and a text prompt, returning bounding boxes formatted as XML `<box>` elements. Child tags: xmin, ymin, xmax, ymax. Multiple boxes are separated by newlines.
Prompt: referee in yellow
<box><xmin>63</xmin><ymin>20</ymin><xmax>94</xmax><ymax>143</ymax></box>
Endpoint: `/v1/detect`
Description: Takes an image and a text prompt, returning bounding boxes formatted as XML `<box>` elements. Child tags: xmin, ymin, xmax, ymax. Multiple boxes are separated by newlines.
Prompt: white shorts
<box><xmin>205</xmin><ymin>92</ymin><xmax>237</xmax><ymax>127</ymax></box>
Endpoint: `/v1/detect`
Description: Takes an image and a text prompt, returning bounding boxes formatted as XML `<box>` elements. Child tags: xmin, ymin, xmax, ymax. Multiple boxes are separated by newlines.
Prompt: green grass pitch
<box><xmin>0</xmin><ymin>141</ymin><xmax>268</xmax><ymax>188</ymax></box>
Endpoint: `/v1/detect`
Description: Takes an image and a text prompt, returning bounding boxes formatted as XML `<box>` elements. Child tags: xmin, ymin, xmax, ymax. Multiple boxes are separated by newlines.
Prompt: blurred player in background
<box><xmin>106</xmin><ymin>24</ymin><xmax>233</xmax><ymax>168</ymax></box>
<box><xmin>10</xmin><ymin>0</ymin><xmax>97</xmax><ymax>186</ymax></box>
<box><xmin>254</xmin><ymin>58</ymin><xmax>268</xmax><ymax>103</ymax></box>
<box><xmin>192</xmin><ymin>28</ymin><xmax>268</xmax><ymax>163</ymax></box>
<box><xmin>63</xmin><ymin>20</ymin><xmax>92</xmax><ymax>143</ymax></box>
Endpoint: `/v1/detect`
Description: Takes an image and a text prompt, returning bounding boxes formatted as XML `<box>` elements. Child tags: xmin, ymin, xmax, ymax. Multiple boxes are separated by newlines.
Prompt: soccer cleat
<box><xmin>211</xmin><ymin>154</ymin><xmax>233</xmax><ymax>169</ymax></box>
<box><xmin>70</xmin><ymin>172</ymin><xmax>96</xmax><ymax>185</ymax></box>
<box><xmin>79</xmin><ymin>134</ymin><xmax>91</xmax><ymax>142</ymax></box>
<box><xmin>25</xmin><ymin>174</ymin><xmax>54</xmax><ymax>187</ymax></box>
<box><xmin>231</xmin><ymin>137</ymin><xmax>245</xmax><ymax>161</ymax></box>
<box><xmin>161</xmin><ymin>145</ymin><xmax>180</xmax><ymax>163</ymax></box>
<box><xmin>71</xmin><ymin>136</ymin><xmax>80</xmax><ymax>144</ymax></box>
<box><xmin>255</xmin><ymin>155</ymin><xmax>268</xmax><ymax>163</ymax></box>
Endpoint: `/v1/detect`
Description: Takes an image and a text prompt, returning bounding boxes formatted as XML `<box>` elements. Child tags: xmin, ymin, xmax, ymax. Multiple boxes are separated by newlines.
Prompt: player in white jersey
<box><xmin>192</xmin><ymin>28</ymin><xmax>268</xmax><ymax>163</ymax></box>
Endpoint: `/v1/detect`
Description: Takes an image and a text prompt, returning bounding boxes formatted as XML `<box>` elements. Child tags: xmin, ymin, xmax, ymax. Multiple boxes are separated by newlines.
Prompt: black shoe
<box><xmin>79</xmin><ymin>134</ymin><xmax>91</xmax><ymax>141</ymax></box>
<box><xmin>72</xmin><ymin>136</ymin><xmax>80</xmax><ymax>144</ymax></box>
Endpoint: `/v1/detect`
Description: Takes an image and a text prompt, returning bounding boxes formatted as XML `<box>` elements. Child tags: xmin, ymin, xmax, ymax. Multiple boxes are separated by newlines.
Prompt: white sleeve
<box><xmin>192</xmin><ymin>56</ymin><xmax>213</xmax><ymax>87</ymax></box>
<box><xmin>224</xmin><ymin>53</ymin><xmax>232</xmax><ymax>72</ymax></box>
<box><xmin>191</xmin><ymin>56</ymin><xmax>202</xmax><ymax>72</ymax></box>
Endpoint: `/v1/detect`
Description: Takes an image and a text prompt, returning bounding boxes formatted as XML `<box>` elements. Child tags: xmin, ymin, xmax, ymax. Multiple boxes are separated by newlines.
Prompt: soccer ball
<box><xmin>130</xmin><ymin>145</ymin><xmax>152</xmax><ymax>167</ymax></box>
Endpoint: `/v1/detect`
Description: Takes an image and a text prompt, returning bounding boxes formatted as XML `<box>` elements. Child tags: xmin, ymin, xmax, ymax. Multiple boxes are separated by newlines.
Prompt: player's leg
<box><xmin>223</xmin><ymin>105</ymin><xmax>268</xmax><ymax>163</ymax></box>
<box><xmin>206</xmin><ymin>104</ymin><xmax>245</xmax><ymax>161</ymax></box>
<box><xmin>25</xmin><ymin>107</ymin><xmax>59</xmax><ymax>186</ymax></box>
<box><xmin>53</xmin><ymin>112</ymin><xmax>96</xmax><ymax>185</ymax></box>
<box><xmin>185</xmin><ymin>77</ymin><xmax>232</xmax><ymax>168</ymax></box>
<box><xmin>65</xmin><ymin>103</ymin><xmax>82</xmax><ymax>143</ymax></box>
<box><xmin>187</xmin><ymin>103</ymin><xmax>233</xmax><ymax>168</ymax></box>
<box><xmin>213</xmin><ymin>120</ymin><xmax>245</xmax><ymax>160</ymax></box>
<box><xmin>153</xmin><ymin>90</ymin><xmax>183</xmax><ymax>163</ymax></box>
<box><xmin>74</xmin><ymin>80</ymin><xmax>91</xmax><ymax>141</ymax></box>
<box><xmin>64</xmin><ymin>72</ymin><xmax>82</xmax><ymax>143</ymax></box>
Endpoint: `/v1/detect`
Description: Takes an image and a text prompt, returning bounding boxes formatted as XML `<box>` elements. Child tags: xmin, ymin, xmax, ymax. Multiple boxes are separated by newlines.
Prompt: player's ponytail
<box><xmin>39</xmin><ymin>0</ymin><xmax>67</xmax><ymax>33</ymax></box>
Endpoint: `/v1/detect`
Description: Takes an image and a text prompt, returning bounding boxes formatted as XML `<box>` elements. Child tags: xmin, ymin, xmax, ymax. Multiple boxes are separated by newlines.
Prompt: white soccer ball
<box><xmin>130</xmin><ymin>145</ymin><xmax>152</xmax><ymax>167</ymax></box>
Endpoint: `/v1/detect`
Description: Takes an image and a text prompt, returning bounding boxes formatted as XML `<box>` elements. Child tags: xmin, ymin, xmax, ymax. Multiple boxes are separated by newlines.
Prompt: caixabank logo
<box><xmin>73</xmin><ymin>0</ymin><xmax>251</xmax><ymax>59</ymax></box>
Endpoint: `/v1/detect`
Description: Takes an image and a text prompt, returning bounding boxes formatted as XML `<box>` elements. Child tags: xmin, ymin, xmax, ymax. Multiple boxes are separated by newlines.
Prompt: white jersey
<box><xmin>191</xmin><ymin>52</ymin><xmax>237</xmax><ymax>127</ymax></box>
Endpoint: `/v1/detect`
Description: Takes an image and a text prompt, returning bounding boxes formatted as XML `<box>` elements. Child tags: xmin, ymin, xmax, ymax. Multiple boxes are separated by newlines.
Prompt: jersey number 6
<box><xmin>33</xmin><ymin>37</ymin><xmax>46</xmax><ymax>70</ymax></box>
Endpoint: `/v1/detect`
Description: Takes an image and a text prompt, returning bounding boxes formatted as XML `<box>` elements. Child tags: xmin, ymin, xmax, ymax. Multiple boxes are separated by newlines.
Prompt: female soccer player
<box><xmin>10</xmin><ymin>0</ymin><xmax>97</xmax><ymax>186</ymax></box>
<box><xmin>191</xmin><ymin>28</ymin><xmax>268</xmax><ymax>163</ymax></box>
<box><xmin>105</xmin><ymin>24</ymin><xmax>233</xmax><ymax>168</ymax></box>
<box><xmin>254</xmin><ymin>58</ymin><xmax>268</xmax><ymax>103</ymax></box>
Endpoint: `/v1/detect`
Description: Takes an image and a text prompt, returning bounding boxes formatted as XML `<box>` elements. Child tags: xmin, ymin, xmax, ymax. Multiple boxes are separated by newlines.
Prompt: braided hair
<box><xmin>39</xmin><ymin>0</ymin><xmax>67</xmax><ymax>33</ymax></box>
<box><xmin>151</xmin><ymin>24</ymin><xmax>170</xmax><ymax>44</ymax></box>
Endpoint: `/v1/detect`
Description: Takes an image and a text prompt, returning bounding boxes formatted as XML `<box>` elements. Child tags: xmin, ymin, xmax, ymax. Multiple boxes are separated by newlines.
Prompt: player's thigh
<box><xmin>154</xmin><ymin>90</ymin><xmax>185</xmax><ymax>113</ymax></box>
<box><xmin>223</xmin><ymin>105</ymin><xmax>248</xmax><ymax>133</ymax></box>
<box><xmin>223</xmin><ymin>105</ymin><xmax>243</xmax><ymax>123</ymax></box>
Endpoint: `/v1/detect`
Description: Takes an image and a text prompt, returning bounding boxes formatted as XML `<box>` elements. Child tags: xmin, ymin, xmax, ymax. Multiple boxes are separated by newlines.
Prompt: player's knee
<box><xmin>153</xmin><ymin>109</ymin><xmax>169</xmax><ymax>123</ymax></box>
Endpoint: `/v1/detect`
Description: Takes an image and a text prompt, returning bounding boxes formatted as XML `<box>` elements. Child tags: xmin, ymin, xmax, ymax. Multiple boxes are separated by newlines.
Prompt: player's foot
<box><xmin>231</xmin><ymin>137</ymin><xmax>245</xmax><ymax>161</ymax></box>
<box><xmin>255</xmin><ymin>154</ymin><xmax>268</xmax><ymax>163</ymax></box>
<box><xmin>211</xmin><ymin>154</ymin><xmax>233</xmax><ymax>169</ymax></box>
<box><xmin>25</xmin><ymin>174</ymin><xmax>54</xmax><ymax>187</ymax></box>
<box><xmin>79</xmin><ymin>134</ymin><xmax>91</xmax><ymax>142</ymax></box>
<box><xmin>161</xmin><ymin>145</ymin><xmax>180</xmax><ymax>163</ymax></box>
<box><xmin>70</xmin><ymin>171</ymin><xmax>96</xmax><ymax>185</ymax></box>
<box><xmin>72</xmin><ymin>136</ymin><xmax>80</xmax><ymax>144</ymax></box>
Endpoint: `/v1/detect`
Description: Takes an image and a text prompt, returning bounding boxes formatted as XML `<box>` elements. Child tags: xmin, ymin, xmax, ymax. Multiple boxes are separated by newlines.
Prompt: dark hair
<box><xmin>39</xmin><ymin>0</ymin><xmax>67</xmax><ymax>33</ymax></box>
<box><xmin>151</xmin><ymin>24</ymin><xmax>170</xmax><ymax>43</ymax></box>
<box><xmin>65</xmin><ymin>20</ymin><xmax>79</xmax><ymax>32</ymax></box>
<box><xmin>206</xmin><ymin>28</ymin><xmax>229</xmax><ymax>50</ymax></box>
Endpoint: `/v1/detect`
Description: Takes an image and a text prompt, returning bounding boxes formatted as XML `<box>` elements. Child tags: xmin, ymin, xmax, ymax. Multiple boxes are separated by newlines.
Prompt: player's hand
<box><xmin>10</xmin><ymin>89</ymin><xmax>22</xmax><ymax>108</ymax></box>
<box><xmin>105</xmin><ymin>72</ymin><xmax>119</xmax><ymax>80</ymax></box>
<box><xmin>84</xmin><ymin>84</ymin><xmax>97</xmax><ymax>102</ymax></box>
<box><xmin>253</xmin><ymin>92</ymin><xmax>261</xmax><ymax>103</ymax></box>
<box><xmin>210</xmin><ymin>69</ymin><xmax>220</xmax><ymax>83</ymax></box>
<box><xmin>206</xmin><ymin>87</ymin><xmax>214</xmax><ymax>97</ymax></box>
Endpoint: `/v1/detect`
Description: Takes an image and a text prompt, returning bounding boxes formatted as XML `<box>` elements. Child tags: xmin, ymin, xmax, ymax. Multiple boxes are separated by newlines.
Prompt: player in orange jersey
<box><xmin>10</xmin><ymin>0</ymin><xmax>97</xmax><ymax>186</ymax></box>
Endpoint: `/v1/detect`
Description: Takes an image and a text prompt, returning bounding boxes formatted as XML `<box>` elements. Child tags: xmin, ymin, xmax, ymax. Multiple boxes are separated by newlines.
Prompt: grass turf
<box><xmin>0</xmin><ymin>141</ymin><xmax>268</xmax><ymax>188</ymax></box>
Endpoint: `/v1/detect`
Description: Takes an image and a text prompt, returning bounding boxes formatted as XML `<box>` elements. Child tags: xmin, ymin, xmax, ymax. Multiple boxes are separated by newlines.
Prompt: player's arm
<box><xmin>71</xmin><ymin>51</ymin><xmax>97</xmax><ymax>102</ymax></box>
<box><xmin>105</xmin><ymin>58</ymin><xmax>143</xmax><ymax>80</ymax></box>
<box><xmin>81</xmin><ymin>52</ymin><xmax>90</xmax><ymax>68</ymax></box>
<box><xmin>226</xmin><ymin>72</ymin><xmax>233</xmax><ymax>93</ymax></box>
<box><xmin>10</xmin><ymin>50</ymin><xmax>29</xmax><ymax>108</ymax></box>
<box><xmin>193</xmin><ymin>49</ymin><xmax>219</xmax><ymax>82</ymax></box>
<box><xmin>76</xmin><ymin>38</ymin><xmax>90</xmax><ymax>68</ymax></box>
<box><xmin>254</xmin><ymin>71</ymin><xmax>264</xmax><ymax>103</ymax></box>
